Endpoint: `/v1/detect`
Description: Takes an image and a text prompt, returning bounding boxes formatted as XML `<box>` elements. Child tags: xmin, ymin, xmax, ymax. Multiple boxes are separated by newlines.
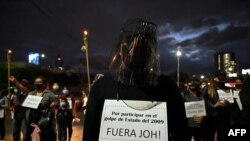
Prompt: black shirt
<box><xmin>83</xmin><ymin>75</ymin><xmax>188</xmax><ymax>141</ymax></box>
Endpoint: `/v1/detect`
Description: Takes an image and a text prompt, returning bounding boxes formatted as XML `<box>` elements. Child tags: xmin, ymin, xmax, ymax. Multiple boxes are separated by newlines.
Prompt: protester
<box><xmin>83</xmin><ymin>19</ymin><xmax>188</xmax><ymax>141</ymax></box>
<box><xmin>182</xmin><ymin>80</ymin><xmax>204</xmax><ymax>141</ymax></box>
<box><xmin>0</xmin><ymin>86</ymin><xmax>8</xmax><ymax>140</ymax></box>
<box><xmin>57</xmin><ymin>87</ymin><xmax>76</xmax><ymax>141</ymax></box>
<box><xmin>25</xmin><ymin>76</ymin><xmax>57</xmax><ymax>141</ymax></box>
<box><xmin>199</xmin><ymin>80</ymin><xmax>208</xmax><ymax>93</ymax></box>
<box><xmin>202</xmin><ymin>76</ymin><xmax>231</xmax><ymax>141</ymax></box>
<box><xmin>9</xmin><ymin>76</ymin><xmax>30</xmax><ymax>141</ymax></box>
<box><xmin>51</xmin><ymin>82</ymin><xmax>61</xmax><ymax>140</ymax></box>
<box><xmin>239</xmin><ymin>75</ymin><xmax>250</xmax><ymax>125</ymax></box>
<box><xmin>81</xmin><ymin>90</ymin><xmax>88</xmax><ymax>117</ymax></box>
<box><xmin>56</xmin><ymin>97</ymin><xmax>73</xmax><ymax>141</ymax></box>
<box><xmin>230</xmin><ymin>77</ymin><xmax>243</xmax><ymax>126</ymax></box>
<box><xmin>52</xmin><ymin>82</ymin><xmax>60</xmax><ymax>97</ymax></box>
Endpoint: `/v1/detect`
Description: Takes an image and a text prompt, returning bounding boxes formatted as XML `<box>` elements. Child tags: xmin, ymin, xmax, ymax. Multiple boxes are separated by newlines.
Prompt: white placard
<box><xmin>99</xmin><ymin>100</ymin><xmax>168</xmax><ymax>141</ymax></box>
<box><xmin>11</xmin><ymin>111</ymin><xmax>14</xmax><ymax>119</ymax></box>
<box><xmin>0</xmin><ymin>109</ymin><xmax>4</xmax><ymax>118</ymax></box>
<box><xmin>184</xmin><ymin>100</ymin><xmax>206</xmax><ymax>118</ymax></box>
<box><xmin>61</xmin><ymin>98</ymin><xmax>73</xmax><ymax>109</ymax></box>
<box><xmin>233</xmin><ymin>90</ymin><xmax>242</xmax><ymax>110</ymax></box>
<box><xmin>236</xmin><ymin>98</ymin><xmax>242</xmax><ymax>110</ymax></box>
<box><xmin>217</xmin><ymin>89</ymin><xmax>234</xmax><ymax>103</ymax></box>
<box><xmin>233</xmin><ymin>90</ymin><xmax>240</xmax><ymax>98</ymax></box>
<box><xmin>67</xmin><ymin>98</ymin><xmax>72</xmax><ymax>109</ymax></box>
<box><xmin>22</xmin><ymin>95</ymin><xmax>43</xmax><ymax>109</ymax></box>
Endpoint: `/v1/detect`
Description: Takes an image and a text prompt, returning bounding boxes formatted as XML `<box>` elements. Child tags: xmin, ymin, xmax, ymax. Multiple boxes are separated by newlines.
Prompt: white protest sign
<box><xmin>99</xmin><ymin>100</ymin><xmax>168</xmax><ymax>141</ymax></box>
<box><xmin>184</xmin><ymin>100</ymin><xmax>206</xmax><ymax>118</ymax></box>
<box><xmin>11</xmin><ymin>111</ymin><xmax>14</xmax><ymax>119</ymax></box>
<box><xmin>233</xmin><ymin>90</ymin><xmax>240</xmax><ymax>98</ymax></box>
<box><xmin>233</xmin><ymin>90</ymin><xmax>242</xmax><ymax>110</ymax></box>
<box><xmin>22</xmin><ymin>95</ymin><xmax>43</xmax><ymax>109</ymax></box>
<box><xmin>67</xmin><ymin>98</ymin><xmax>72</xmax><ymax>109</ymax></box>
<box><xmin>217</xmin><ymin>89</ymin><xmax>234</xmax><ymax>103</ymax></box>
<box><xmin>0</xmin><ymin>109</ymin><xmax>4</xmax><ymax>118</ymax></box>
<box><xmin>236</xmin><ymin>98</ymin><xmax>242</xmax><ymax>110</ymax></box>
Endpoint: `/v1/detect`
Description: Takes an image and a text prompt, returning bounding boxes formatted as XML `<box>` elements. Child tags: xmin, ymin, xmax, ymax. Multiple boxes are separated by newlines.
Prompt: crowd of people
<box><xmin>1</xmin><ymin>74</ymin><xmax>249</xmax><ymax>141</ymax></box>
<box><xmin>82</xmin><ymin>18</ymin><xmax>250</xmax><ymax>141</ymax></box>
<box><xmin>0</xmin><ymin>75</ymin><xmax>86</xmax><ymax>141</ymax></box>
<box><xmin>180</xmin><ymin>75</ymin><xmax>250</xmax><ymax>141</ymax></box>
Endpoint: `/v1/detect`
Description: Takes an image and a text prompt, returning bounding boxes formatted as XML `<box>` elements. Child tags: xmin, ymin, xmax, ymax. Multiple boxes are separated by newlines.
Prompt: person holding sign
<box><xmin>57</xmin><ymin>86</ymin><xmax>77</xmax><ymax>141</ymax></box>
<box><xmin>182</xmin><ymin>80</ymin><xmax>205</xmax><ymax>141</ymax></box>
<box><xmin>51</xmin><ymin>82</ymin><xmax>61</xmax><ymax>97</ymax></box>
<box><xmin>202</xmin><ymin>76</ymin><xmax>231</xmax><ymax>141</ymax></box>
<box><xmin>56</xmin><ymin>97</ymin><xmax>73</xmax><ymax>141</ymax></box>
<box><xmin>83</xmin><ymin>18</ymin><xmax>188</xmax><ymax>141</ymax></box>
<box><xmin>9</xmin><ymin>76</ymin><xmax>31</xmax><ymax>141</ymax></box>
<box><xmin>230</xmin><ymin>77</ymin><xmax>243</xmax><ymax>126</ymax></box>
<box><xmin>239</xmin><ymin>75</ymin><xmax>250</xmax><ymax>125</ymax></box>
<box><xmin>24</xmin><ymin>76</ymin><xmax>57</xmax><ymax>141</ymax></box>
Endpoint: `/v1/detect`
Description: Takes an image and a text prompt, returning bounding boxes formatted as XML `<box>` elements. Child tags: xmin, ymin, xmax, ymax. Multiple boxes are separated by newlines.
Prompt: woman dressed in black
<box><xmin>182</xmin><ymin>80</ymin><xmax>204</xmax><ymax>141</ymax></box>
<box><xmin>83</xmin><ymin>19</ymin><xmax>188</xmax><ymax>141</ymax></box>
<box><xmin>202</xmin><ymin>77</ymin><xmax>231</xmax><ymax>141</ymax></box>
<box><xmin>239</xmin><ymin>75</ymin><xmax>250</xmax><ymax>125</ymax></box>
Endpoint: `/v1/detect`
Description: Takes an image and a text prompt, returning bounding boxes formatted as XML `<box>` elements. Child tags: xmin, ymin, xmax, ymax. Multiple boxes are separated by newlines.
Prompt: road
<box><xmin>4</xmin><ymin>113</ymin><xmax>84</xmax><ymax>141</ymax></box>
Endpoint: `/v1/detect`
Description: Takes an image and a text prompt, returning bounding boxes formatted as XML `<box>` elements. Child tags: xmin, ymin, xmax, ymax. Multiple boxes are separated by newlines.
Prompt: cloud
<box><xmin>178</xmin><ymin>24</ymin><xmax>250</xmax><ymax>47</ymax></box>
<box><xmin>178</xmin><ymin>28</ymin><xmax>219</xmax><ymax>47</ymax></box>
<box><xmin>208</xmin><ymin>25</ymin><xmax>250</xmax><ymax>46</ymax></box>
<box><xmin>191</xmin><ymin>17</ymin><xmax>218</xmax><ymax>28</ymax></box>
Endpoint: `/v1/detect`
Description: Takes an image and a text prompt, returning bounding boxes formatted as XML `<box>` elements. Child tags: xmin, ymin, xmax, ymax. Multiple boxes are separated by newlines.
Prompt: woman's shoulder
<box><xmin>94</xmin><ymin>74</ymin><xmax>117</xmax><ymax>87</ymax></box>
<box><xmin>43</xmin><ymin>89</ymin><xmax>53</xmax><ymax>94</ymax></box>
<box><xmin>43</xmin><ymin>89</ymin><xmax>56</xmax><ymax>98</ymax></box>
<box><xmin>158</xmin><ymin>75</ymin><xmax>175</xmax><ymax>83</ymax></box>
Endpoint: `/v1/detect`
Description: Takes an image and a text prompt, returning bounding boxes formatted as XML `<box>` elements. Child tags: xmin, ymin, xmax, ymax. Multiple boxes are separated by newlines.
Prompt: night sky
<box><xmin>1</xmin><ymin>0</ymin><xmax>250</xmax><ymax>76</ymax></box>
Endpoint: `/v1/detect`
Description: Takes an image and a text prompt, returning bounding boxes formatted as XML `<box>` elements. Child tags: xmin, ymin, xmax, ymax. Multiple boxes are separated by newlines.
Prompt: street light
<box><xmin>41</xmin><ymin>53</ymin><xmax>46</xmax><ymax>58</ymax></box>
<box><xmin>200</xmin><ymin>75</ymin><xmax>205</xmax><ymax>80</ymax></box>
<box><xmin>7</xmin><ymin>49</ymin><xmax>12</xmax><ymax>94</ymax></box>
<box><xmin>81</xmin><ymin>29</ymin><xmax>91</xmax><ymax>93</ymax></box>
<box><xmin>176</xmin><ymin>50</ymin><xmax>182</xmax><ymax>87</ymax></box>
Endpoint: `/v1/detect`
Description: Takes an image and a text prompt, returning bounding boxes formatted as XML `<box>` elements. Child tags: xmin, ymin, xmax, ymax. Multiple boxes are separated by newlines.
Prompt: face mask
<box><xmin>189</xmin><ymin>86</ymin><xmax>196</xmax><ymax>91</ymax></box>
<box><xmin>60</xmin><ymin>101</ymin><xmax>67</xmax><ymax>109</ymax></box>
<box><xmin>35</xmin><ymin>84</ymin><xmax>44</xmax><ymax>91</ymax></box>
<box><xmin>62</xmin><ymin>89</ymin><xmax>69</xmax><ymax>95</ymax></box>
<box><xmin>14</xmin><ymin>89</ymin><xmax>18</xmax><ymax>93</ymax></box>
<box><xmin>189</xmin><ymin>82</ymin><xmax>198</xmax><ymax>91</ymax></box>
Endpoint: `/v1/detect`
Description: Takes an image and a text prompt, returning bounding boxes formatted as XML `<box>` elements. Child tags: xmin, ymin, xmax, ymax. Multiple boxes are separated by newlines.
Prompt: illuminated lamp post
<box><xmin>176</xmin><ymin>49</ymin><xmax>182</xmax><ymax>87</ymax></box>
<box><xmin>7</xmin><ymin>49</ymin><xmax>12</xmax><ymax>94</ymax></box>
<box><xmin>81</xmin><ymin>30</ymin><xmax>91</xmax><ymax>93</ymax></box>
